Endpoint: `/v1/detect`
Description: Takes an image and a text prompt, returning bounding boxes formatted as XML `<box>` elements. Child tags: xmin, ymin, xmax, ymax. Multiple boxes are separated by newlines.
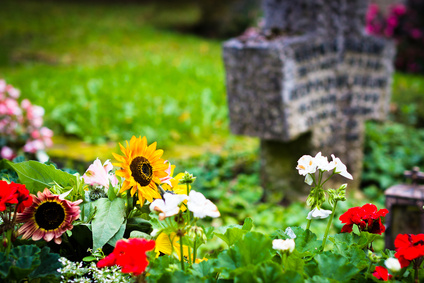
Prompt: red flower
<box><xmin>339</xmin><ymin>203</ymin><xmax>388</xmax><ymax>235</ymax></box>
<box><xmin>0</xmin><ymin>180</ymin><xmax>20</xmax><ymax>211</ymax></box>
<box><xmin>373</xmin><ymin>266</ymin><xmax>393</xmax><ymax>281</ymax></box>
<box><xmin>12</xmin><ymin>183</ymin><xmax>32</xmax><ymax>213</ymax></box>
<box><xmin>394</xmin><ymin>234</ymin><xmax>424</xmax><ymax>268</ymax></box>
<box><xmin>97</xmin><ymin>238</ymin><xmax>155</xmax><ymax>276</ymax></box>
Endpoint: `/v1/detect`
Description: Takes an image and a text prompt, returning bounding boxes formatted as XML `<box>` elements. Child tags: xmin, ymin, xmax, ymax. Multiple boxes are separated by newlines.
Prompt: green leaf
<box><xmin>235</xmin><ymin>232</ymin><xmax>273</xmax><ymax>266</ymax></box>
<box><xmin>192</xmin><ymin>259</ymin><xmax>218</xmax><ymax>280</ymax></box>
<box><xmin>107</xmin><ymin>181</ymin><xmax>117</xmax><ymax>201</ymax></box>
<box><xmin>129</xmin><ymin>231</ymin><xmax>153</xmax><ymax>239</ymax></box>
<box><xmin>28</xmin><ymin>246</ymin><xmax>61</xmax><ymax>280</ymax></box>
<box><xmin>293</xmin><ymin>227</ymin><xmax>322</xmax><ymax>257</ymax></box>
<box><xmin>305</xmin><ymin>275</ymin><xmax>331</xmax><ymax>283</ymax></box>
<box><xmin>285</xmin><ymin>250</ymin><xmax>305</xmax><ymax>274</ymax></box>
<box><xmin>330</xmin><ymin>234</ymin><xmax>368</xmax><ymax>271</ymax></box>
<box><xmin>91</xmin><ymin>197</ymin><xmax>126</xmax><ymax>250</ymax></box>
<box><xmin>8</xmin><ymin>245</ymin><xmax>42</xmax><ymax>281</ymax></box>
<box><xmin>125</xmin><ymin>217</ymin><xmax>152</xmax><ymax>237</ymax></box>
<box><xmin>82</xmin><ymin>256</ymin><xmax>97</xmax><ymax>262</ymax></box>
<box><xmin>242</xmin><ymin>217</ymin><xmax>253</xmax><ymax>231</ymax></box>
<box><xmin>107</xmin><ymin>220</ymin><xmax>127</xmax><ymax>247</ymax></box>
<box><xmin>255</xmin><ymin>261</ymin><xmax>303</xmax><ymax>283</ymax></box>
<box><xmin>7</xmin><ymin>160</ymin><xmax>76</xmax><ymax>193</ymax></box>
<box><xmin>157</xmin><ymin>270</ymin><xmax>200</xmax><ymax>283</ymax></box>
<box><xmin>315</xmin><ymin>252</ymin><xmax>359</xmax><ymax>281</ymax></box>
<box><xmin>215</xmin><ymin>227</ymin><xmax>247</xmax><ymax>247</ymax></box>
<box><xmin>0</xmin><ymin>253</ymin><xmax>11</xmax><ymax>278</ymax></box>
<box><xmin>215</xmin><ymin>248</ymin><xmax>241</xmax><ymax>278</ymax></box>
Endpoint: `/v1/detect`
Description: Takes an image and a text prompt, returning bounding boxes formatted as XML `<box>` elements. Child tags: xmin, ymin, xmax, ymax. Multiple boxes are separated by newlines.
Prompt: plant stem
<box><xmin>282</xmin><ymin>252</ymin><xmax>287</xmax><ymax>271</ymax></box>
<box><xmin>415</xmin><ymin>259</ymin><xmax>420</xmax><ymax>283</ymax></box>
<box><xmin>180</xmin><ymin>235</ymin><xmax>185</xmax><ymax>271</ymax></box>
<box><xmin>187</xmin><ymin>239</ymin><xmax>192</xmax><ymax>267</ymax></box>
<box><xmin>306</xmin><ymin>219</ymin><xmax>312</xmax><ymax>231</ymax></box>
<box><xmin>186</xmin><ymin>183</ymin><xmax>191</xmax><ymax>223</ymax></box>
<box><xmin>193</xmin><ymin>236</ymin><xmax>197</xmax><ymax>264</ymax></box>
<box><xmin>322</xmin><ymin>200</ymin><xmax>338</xmax><ymax>250</ymax></box>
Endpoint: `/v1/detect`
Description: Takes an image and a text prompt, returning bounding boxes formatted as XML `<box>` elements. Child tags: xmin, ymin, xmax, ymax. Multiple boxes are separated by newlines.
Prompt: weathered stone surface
<box><xmin>263</xmin><ymin>0</ymin><xmax>367</xmax><ymax>36</ymax></box>
<box><xmin>223</xmin><ymin>0</ymin><xmax>396</xmax><ymax>202</ymax></box>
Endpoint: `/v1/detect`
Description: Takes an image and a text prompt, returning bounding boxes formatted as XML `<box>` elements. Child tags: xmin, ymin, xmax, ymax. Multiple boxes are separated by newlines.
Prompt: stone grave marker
<box><xmin>223</xmin><ymin>0</ymin><xmax>396</xmax><ymax>202</ymax></box>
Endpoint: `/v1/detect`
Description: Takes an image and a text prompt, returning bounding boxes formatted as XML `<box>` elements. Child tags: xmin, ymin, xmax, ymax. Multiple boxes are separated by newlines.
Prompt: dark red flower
<box><xmin>339</xmin><ymin>204</ymin><xmax>388</xmax><ymax>235</ymax></box>
<box><xmin>0</xmin><ymin>180</ymin><xmax>19</xmax><ymax>211</ymax></box>
<box><xmin>394</xmin><ymin>234</ymin><xmax>424</xmax><ymax>268</ymax></box>
<box><xmin>12</xmin><ymin>183</ymin><xmax>32</xmax><ymax>213</ymax></box>
<box><xmin>373</xmin><ymin>266</ymin><xmax>393</xmax><ymax>281</ymax></box>
<box><xmin>97</xmin><ymin>238</ymin><xmax>155</xmax><ymax>276</ymax></box>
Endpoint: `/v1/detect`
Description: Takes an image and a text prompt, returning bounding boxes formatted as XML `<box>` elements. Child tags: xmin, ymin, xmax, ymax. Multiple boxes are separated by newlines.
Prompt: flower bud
<box><xmin>2</xmin><ymin>238</ymin><xmax>8</xmax><ymax>248</ymax></box>
<box><xmin>180</xmin><ymin>171</ymin><xmax>196</xmax><ymax>184</ymax></box>
<box><xmin>367</xmin><ymin>251</ymin><xmax>381</xmax><ymax>263</ymax></box>
<box><xmin>188</xmin><ymin>226</ymin><xmax>207</xmax><ymax>242</ymax></box>
<box><xmin>385</xmin><ymin>258</ymin><xmax>401</xmax><ymax>273</ymax></box>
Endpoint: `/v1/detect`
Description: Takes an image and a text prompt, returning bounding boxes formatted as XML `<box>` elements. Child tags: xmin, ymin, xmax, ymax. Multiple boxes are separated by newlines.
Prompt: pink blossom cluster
<box><xmin>0</xmin><ymin>79</ymin><xmax>53</xmax><ymax>160</ymax></box>
<box><xmin>366</xmin><ymin>4</ymin><xmax>407</xmax><ymax>37</ymax></box>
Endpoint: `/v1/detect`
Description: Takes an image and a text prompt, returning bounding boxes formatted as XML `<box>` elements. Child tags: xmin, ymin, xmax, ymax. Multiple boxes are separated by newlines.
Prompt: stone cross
<box><xmin>223</xmin><ymin>0</ymin><xmax>396</xmax><ymax>202</ymax></box>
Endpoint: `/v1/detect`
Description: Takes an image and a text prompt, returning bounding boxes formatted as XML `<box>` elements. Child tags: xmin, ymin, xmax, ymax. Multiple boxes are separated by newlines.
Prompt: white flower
<box><xmin>385</xmin><ymin>258</ymin><xmax>401</xmax><ymax>273</ymax></box>
<box><xmin>306</xmin><ymin>207</ymin><xmax>332</xmax><ymax>220</ymax></box>
<box><xmin>285</xmin><ymin>227</ymin><xmax>296</xmax><ymax>239</ymax></box>
<box><xmin>149</xmin><ymin>193</ymin><xmax>188</xmax><ymax>221</ymax></box>
<box><xmin>304</xmin><ymin>174</ymin><xmax>313</xmax><ymax>185</ymax></box>
<box><xmin>329</xmin><ymin>154</ymin><xmax>353</xmax><ymax>180</ymax></box>
<box><xmin>187</xmin><ymin>190</ymin><xmax>220</xmax><ymax>218</ymax></box>
<box><xmin>272</xmin><ymin>239</ymin><xmax>295</xmax><ymax>253</ymax></box>
<box><xmin>150</xmin><ymin>229</ymin><xmax>159</xmax><ymax>237</ymax></box>
<box><xmin>296</xmin><ymin>155</ymin><xmax>317</xmax><ymax>176</ymax></box>
<box><xmin>314</xmin><ymin>152</ymin><xmax>333</xmax><ymax>171</ymax></box>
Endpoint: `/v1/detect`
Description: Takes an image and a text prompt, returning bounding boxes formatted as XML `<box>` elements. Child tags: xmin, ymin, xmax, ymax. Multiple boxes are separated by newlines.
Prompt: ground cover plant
<box><xmin>0</xmin><ymin>137</ymin><xmax>423</xmax><ymax>282</ymax></box>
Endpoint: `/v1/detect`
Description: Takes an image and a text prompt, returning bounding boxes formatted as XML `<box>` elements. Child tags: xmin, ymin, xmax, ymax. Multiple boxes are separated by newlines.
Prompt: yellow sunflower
<box><xmin>113</xmin><ymin>136</ymin><xmax>169</xmax><ymax>205</ymax></box>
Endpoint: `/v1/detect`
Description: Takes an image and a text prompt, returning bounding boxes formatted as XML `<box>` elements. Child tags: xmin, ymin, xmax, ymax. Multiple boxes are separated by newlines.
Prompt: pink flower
<box><xmin>31</xmin><ymin>130</ymin><xmax>41</xmax><ymax>139</ymax></box>
<box><xmin>17</xmin><ymin>188</ymin><xmax>82</xmax><ymax>245</ymax></box>
<box><xmin>5</xmin><ymin>98</ymin><xmax>22</xmax><ymax>116</ymax></box>
<box><xmin>391</xmin><ymin>4</ymin><xmax>406</xmax><ymax>16</ymax></box>
<box><xmin>1</xmin><ymin>146</ymin><xmax>15</xmax><ymax>160</ymax></box>
<box><xmin>0</xmin><ymin>79</ymin><xmax>6</xmax><ymax>93</ymax></box>
<box><xmin>6</xmin><ymin>85</ymin><xmax>20</xmax><ymax>99</ymax></box>
<box><xmin>21</xmin><ymin>99</ymin><xmax>31</xmax><ymax>110</ymax></box>
<box><xmin>23</xmin><ymin>140</ymin><xmax>45</xmax><ymax>153</ymax></box>
<box><xmin>83</xmin><ymin>158</ymin><xmax>118</xmax><ymax>189</ymax></box>
<box><xmin>159</xmin><ymin>161</ymin><xmax>173</xmax><ymax>187</ymax></box>
<box><xmin>40</xmin><ymin>127</ymin><xmax>53</xmax><ymax>138</ymax></box>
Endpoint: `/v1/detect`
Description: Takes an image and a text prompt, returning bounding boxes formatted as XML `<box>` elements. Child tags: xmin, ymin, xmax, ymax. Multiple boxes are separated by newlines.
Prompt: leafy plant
<box><xmin>363</xmin><ymin>121</ymin><xmax>424</xmax><ymax>190</ymax></box>
<box><xmin>0</xmin><ymin>245</ymin><xmax>61</xmax><ymax>282</ymax></box>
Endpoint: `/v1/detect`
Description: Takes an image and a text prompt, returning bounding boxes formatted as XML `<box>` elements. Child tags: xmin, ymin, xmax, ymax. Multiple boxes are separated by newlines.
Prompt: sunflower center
<box><xmin>35</xmin><ymin>201</ymin><xmax>66</xmax><ymax>230</ymax></box>
<box><xmin>130</xmin><ymin>156</ymin><xmax>153</xmax><ymax>186</ymax></box>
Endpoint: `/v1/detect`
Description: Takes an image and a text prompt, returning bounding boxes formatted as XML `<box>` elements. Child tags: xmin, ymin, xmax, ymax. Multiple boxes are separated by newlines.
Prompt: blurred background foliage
<box><xmin>1</xmin><ymin>0</ymin><xmax>423</xmax><ymax>238</ymax></box>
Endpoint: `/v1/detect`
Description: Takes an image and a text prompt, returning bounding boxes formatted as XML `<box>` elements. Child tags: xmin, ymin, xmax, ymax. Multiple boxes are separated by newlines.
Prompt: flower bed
<box><xmin>0</xmin><ymin>137</ymin><xmax>423</xmax><ymax>282</ymax></box>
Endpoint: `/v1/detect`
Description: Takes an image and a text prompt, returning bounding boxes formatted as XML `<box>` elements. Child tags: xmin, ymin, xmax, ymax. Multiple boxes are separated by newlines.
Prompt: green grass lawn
<box><xmin>0</xmin><ymin>0</ymin><xmax>227</xmax><ymax>147</ymax></box>
<box><xmin>2</xmin><ymin>0</ymin><xmax>424</xmax><ymax>165</ymax></box>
